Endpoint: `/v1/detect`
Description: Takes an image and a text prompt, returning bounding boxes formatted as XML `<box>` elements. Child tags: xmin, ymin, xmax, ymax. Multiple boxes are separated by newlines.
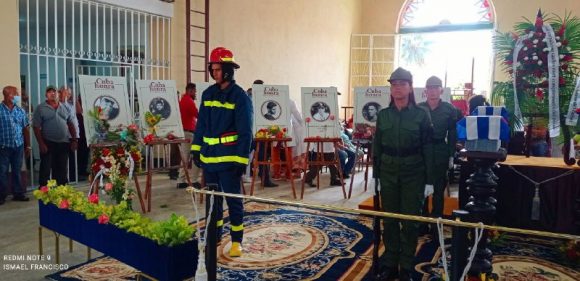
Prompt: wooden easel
<box><xmin>250</xmin><ymin>137</ymin><xmax>297</xmax><ymax>199</ymax></box>
<box><xmin>301</xmin><ymin>137</ymin><xmax>346</xmax><ymax>200</ymax></box>
<box><xmin>88</xmin><ymin>142</ymin><xmax>147</xmax><ymax>213</ymax></box>
<box><xmin>348</xmin><ymin>138</ymin><xmax>373</xmax><ymax>199</ymax></box>
<box><xmin>143</xmin><ymin>138</ymin><xmax>192</xmax><ymax>212</ymax></box>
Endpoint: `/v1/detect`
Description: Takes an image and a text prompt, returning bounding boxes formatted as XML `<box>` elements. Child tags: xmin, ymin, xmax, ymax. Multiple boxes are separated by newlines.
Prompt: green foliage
<box><xmin>34</xmin><ymin>184</ymin><xmax>194</xmax><ymax>246</ymax></box>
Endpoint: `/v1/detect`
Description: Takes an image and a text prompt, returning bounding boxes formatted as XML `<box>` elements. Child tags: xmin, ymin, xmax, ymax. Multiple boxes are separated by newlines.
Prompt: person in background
<box><xmin>58</xmin><ymin>86</ymin><xmax>80</xmax><ymax>182</ymax></box>
<box><xmin>191</xmin><ymin>47</ymin><xmax>252</xmax><ymax>257</ymax></box>
<box><xmin>33</xmin><ymin>86</ymin><xmax>78</xmax><ymax>187</ymax></box>
<box><xmin>75</xmin><ymin>94</ymin><xmax>89</xmax><ymax>181</ymax></box>
<box><xmin>417</xmin><ymin>76</ymin><xmax>460</xmax><ymax>224</ymax></box>
<box><xmin>373</xmin><ymin>67</ymin><xmax>433</xmax><ymax>281</ymax></box>
<box><xmin>337</xmin><ymin>126</ymin><xmax>357</xmax><ymax>179</ymax></box>
<box><xmin>176</xmin><ymin>83</ymin><xmax>201</xmax><ymax>189</ymax></box>
<box><xmin>0</xmin><ymin>86</ymin><xmax>31</xmax><ymax>205</ymax></box>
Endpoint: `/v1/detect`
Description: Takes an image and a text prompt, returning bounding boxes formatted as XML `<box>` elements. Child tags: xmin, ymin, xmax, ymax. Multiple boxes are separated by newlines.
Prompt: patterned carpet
<box><xmin>45</xmin><ymin>202</ymin><xmax>580</xmax><ymax>280</ymax></box>
<box><xmin>47</xmin><ymin>202</ymin><xmax>376</xmax><ymax>281</ymax></box>
<box><xmin>413</xmin><ymin>233</ymin><xmax>580</xmax><ymax>281</ymax></box>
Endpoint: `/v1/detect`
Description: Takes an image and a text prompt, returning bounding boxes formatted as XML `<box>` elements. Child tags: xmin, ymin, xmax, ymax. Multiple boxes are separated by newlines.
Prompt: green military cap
<box><xmin>425</xmin><ymin>76</ymin><xmax>443</xmax><ymax>87</ymax></box>
<box><xmin>388</xmin><ymin>67</ymin><xmax>413</xmax><ymax>83</ymax></box>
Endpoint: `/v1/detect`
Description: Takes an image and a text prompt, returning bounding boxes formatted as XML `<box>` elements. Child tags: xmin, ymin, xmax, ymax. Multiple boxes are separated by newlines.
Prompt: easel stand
<box><xmin>250</xmin><ymin>137</ymin><xmax>297</xmax><ymax>199</ymax></box>
<box><xmin>89</xmin><ymin>142</ymin><xmax>147</xmax><ymax>213</ymax></box>
<box><xmin>143</xmin><ymin>138</ymin><xmax>192</xmax><ymax>212</ymax></box>
<box><xmin>301</xmin><ymin>138</ymin><xmax>346</xmax><ymax>200</ymax></box>
<box><xmin>348</xmin><ymin>138</ymin><xmax>373</xmax><ymax>199</ymax></box>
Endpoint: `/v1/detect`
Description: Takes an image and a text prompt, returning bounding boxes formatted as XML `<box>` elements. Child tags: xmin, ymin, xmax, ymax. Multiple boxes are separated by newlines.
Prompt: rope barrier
<box><xmin>185</xmin><ymin>187</ymin><xmax>580</xmax><ymax>241</ymax></box>
<box><xmin>191</xmin><ymin>189</ymin><xmax>215</xmax><ymax>281</ymax></box>
<box><xmin>436</xmin><ymin>218</ymin><xmax>449</xmax><ymax>280</ymax></box>
<box><xmin>460</xmin><ymin>223</ymin><xmax>485</xmax><ymax>281</ymax></box>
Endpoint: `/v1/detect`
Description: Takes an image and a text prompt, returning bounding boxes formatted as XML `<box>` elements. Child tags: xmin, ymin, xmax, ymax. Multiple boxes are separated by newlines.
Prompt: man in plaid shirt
<box><xmin>0</xmin><ymin>86</ymin><xmax>31</xmax><ymax>205</ymax></box>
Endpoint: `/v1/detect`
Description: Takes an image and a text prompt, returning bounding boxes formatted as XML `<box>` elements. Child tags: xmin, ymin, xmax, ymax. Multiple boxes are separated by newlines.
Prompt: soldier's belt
<box><xmin>382</xmin><ymin>146</ymin><xmax>420</xmax><ymax>157</ymax></box>
<box><xmin>432</xmin><ymin>138</ymin><xmax>447</xmax><ymax>144</ymax></box>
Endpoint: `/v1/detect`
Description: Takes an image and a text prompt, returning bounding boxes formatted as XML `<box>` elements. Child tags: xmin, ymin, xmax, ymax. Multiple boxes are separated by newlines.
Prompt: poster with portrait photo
<box><xmin>193</xmin><ymin>81</ymin><xmax>212</xmax><ymax>109</ymax></box>
<box><xmin>252</xmin><ymin>84</ymin><xmax>293</xmax><ymax>137</ymax></box>
<box><xmin>78</xmin><ymin>75</ymin><xmax>133</xmax><ymax>144</ymax></box>
<box><xmin>135</xmin><ymin>80</ymin><xmax>184</xmax><ymax>138</ymax></box>
<box><xmin>301</xmin><ymin>87</ymin><xmax>340</xmax><ymax>138</ymax></box>
<box><xmin>413</xmin><ymin>87</ymin><xmax>452</xmax><ymax>103</ymax></box>
<box><xmin>353</xmin><ymin>87</ymin><xmax>390</xmax><ymax>139</ymax></box>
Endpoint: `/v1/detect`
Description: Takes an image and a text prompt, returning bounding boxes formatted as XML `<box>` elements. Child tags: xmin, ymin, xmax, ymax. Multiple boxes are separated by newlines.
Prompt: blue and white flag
<box><xmin>473</xmin><ymin>106</ymin><xmax>509</xmax><ymax>121</ymax></box>
<box><xmin>457</xmin><ymin>116</ymin><xmax>510</xmax><ymax>141</ymax></box>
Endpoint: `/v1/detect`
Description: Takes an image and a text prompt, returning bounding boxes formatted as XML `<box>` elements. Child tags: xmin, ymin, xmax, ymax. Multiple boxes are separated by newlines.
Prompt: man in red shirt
<box><xmin>177</xmin><ymin>83</ymin><xmax>201</xmax><ymax>188</ymax></box>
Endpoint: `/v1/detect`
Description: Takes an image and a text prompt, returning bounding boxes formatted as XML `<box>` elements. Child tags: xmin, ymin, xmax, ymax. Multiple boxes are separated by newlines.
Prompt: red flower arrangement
<box><xmin>90</xmin><ymin>124</ymin><xmax>143</xmax><ymax>205</ymax></box>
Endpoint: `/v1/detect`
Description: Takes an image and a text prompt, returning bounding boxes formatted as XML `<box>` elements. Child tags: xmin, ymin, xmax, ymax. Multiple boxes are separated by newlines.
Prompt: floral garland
<box><xmin>34</xmin><ymin>182</ymin><xmax>194</xmax><ymax>247</ymax></box>
<box><xmin>493</xmin><ymin>10</ymin><xmax>580</xmax><ymax>128</ymax></box>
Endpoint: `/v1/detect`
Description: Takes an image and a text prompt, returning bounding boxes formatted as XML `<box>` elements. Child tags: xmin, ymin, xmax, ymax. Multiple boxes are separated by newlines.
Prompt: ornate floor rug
<box><xmin>413</xmin><ymin>233</ymin><xmax>580</xmax><ymax>281</ymax></box>
<box><xmin>46</xmin><ymin>202</ymin><xmax>376</xmax><ymax>281</ymax></box>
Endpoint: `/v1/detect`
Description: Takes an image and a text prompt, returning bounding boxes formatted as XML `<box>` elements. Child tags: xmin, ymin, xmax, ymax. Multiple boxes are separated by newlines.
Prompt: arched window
<box><xmin>399</xmin><ymin>0</ymin><xmax>494</xmax><ymax>33</ymax></box>
<box><xmin>397</xmin><ymin>0</ymin><xmax>496</xmax><ymax>98</ymax></box>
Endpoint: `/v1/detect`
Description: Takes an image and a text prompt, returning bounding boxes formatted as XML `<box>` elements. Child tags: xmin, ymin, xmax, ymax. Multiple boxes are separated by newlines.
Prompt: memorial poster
<box><xmin>301</xmin><ymin>87</ymin><xmax>340</xmax><ymax>138</ymax></box>
<box><xmin>78</xmin><ymin>75</ymin><xmax>132</xmax><ymax>144</ymax></box>
<box><xmin>135</xmin><ymin>80</ymin><xmax>184</xmax><ymax>138</ymax></box>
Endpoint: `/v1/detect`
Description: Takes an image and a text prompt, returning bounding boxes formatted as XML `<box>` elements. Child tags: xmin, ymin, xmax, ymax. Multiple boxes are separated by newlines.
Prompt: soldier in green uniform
<box><xmin>373</xmin><ymin>67</ymin><xmax>434</xmax><ymax>281</ymax></box>
<box><xmin>418</xmin><ymin>76</ymin><xmax>462</xmax><ymax>220</ymax></box>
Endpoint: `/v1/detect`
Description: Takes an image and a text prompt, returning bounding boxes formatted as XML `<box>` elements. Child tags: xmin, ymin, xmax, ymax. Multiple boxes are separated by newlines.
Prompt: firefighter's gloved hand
<box><xmin>448</xmin><ymin>156</ymin><xmax>454</xmax><ymax>169</ymax></box>
<box><xmin>233</xmin><ymin>165</ymin><xmax>246</xmax><ymax>178</ymax></box>
<box><xmin>372</xmin><ymin>157</ymin><xmax>380</xmax><ymax>179</ymax></box>
<box><xmin>424</xmin><ymin>184</ymin><xmax>434</xmax><ymax>198</ymax></box>
<box><xmin>192</xmin><ymin>152</ymin><xmax>201</xmax><ymax>168</ymax></box>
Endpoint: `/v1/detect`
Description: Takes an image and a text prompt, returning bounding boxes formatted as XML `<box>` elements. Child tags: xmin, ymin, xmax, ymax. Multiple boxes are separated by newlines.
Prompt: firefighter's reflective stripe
<box><xmin>200</xmin><ymin>154</ymin><xmax>249</xmax><ymax>165</ymax></box>
<box><xmin>231</xmin><ymin>224</ymin><xmax>244</xmax><ymax>232</ymax></box>
<box><xmin>191</xmin><ymin>144</ymin><xmax>201</xmax><ymax>151</ymax></box>
<box><xmin>204</xmin><ymin>100</ymin><xmax>235</xmax><ymax>109</ymax></box>
<box><xmin>203</xmin><ymin>135</ymin><xmax>238</xmax><ymax>145</ymax></box>
<box><xmin>217</xmin><ymin>219</ymin><xmax>224</xmax><ymax>227</ymax></box>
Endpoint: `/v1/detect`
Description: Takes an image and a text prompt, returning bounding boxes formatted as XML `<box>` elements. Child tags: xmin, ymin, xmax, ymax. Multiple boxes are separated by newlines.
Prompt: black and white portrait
<box><xmin>363</xmin><ymin>102</ymin><xmax>381</xmax><ymax>122</ymax></box>
<box><xmin>94</xmin><ymin>96</ymin><xmax>120</xmax><ymax>121</ymax></box>
<box><xmin>310</xmin><ymin>102</ymin><xmax>330</xmax><ymax>122</ymax></box>
<box><xmin>149</xmin><ymin>97</ymin><xmax>171</xmax><ymax>120</ymax></box>
<box><xmin>261</xmin><ymin>100</ymin><xmax>281</xmax><ymax>121</ymax></box>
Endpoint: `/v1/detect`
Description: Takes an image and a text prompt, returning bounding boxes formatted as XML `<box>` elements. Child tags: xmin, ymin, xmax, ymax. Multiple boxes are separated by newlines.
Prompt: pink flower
<box><xmin>104</xmin><ymin>183</ymin><xmax>113</xmax><ymax>192</ymax></box>
<box><xmin>305</xmin><ymin>117</ymin><xmax>311</xmax><ymax>123</ymax></box>
<box><xmin>59</xmin><ymin>199</ymin><xmax>70</xmax><ymax>209</ymax></box>
<box><xmin>40</xmin><ymin>186</ymin><xmax>49</xmax><ymax>193</ymax></box>
<box><xmin>88</xmin><ymin>194</ymin><xmax>99</xmax><ymax>204</ymax></box>
<box><xmin>329</xmin><ymin>115</ymin><xmax>335</xmax><ymax>121</ymax></box>
<box><xmin>98</xmin><ymin>214</ymin><xmax>109</xmax><ymax>224</ymax></box>
<box><xmin>127</xmin><ymin>124</ymin><xmax>138</xmax><ymax>131</ymax></box>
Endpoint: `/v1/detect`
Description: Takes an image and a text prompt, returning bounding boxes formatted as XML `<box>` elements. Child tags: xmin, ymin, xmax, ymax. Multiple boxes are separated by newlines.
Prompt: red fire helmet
<box><xmin>209</xmin><ymin>47</ymin><xmax>240</xmax><ymax>69</ymax></box>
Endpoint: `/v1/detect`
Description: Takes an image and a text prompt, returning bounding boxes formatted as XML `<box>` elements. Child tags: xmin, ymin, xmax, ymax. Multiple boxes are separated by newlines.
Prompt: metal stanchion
<box><xmin>371</xmin><ymin>178</ymin><xmax>381</xmax><ymax>279</ymax></box>
<box><xmin>451</xmin><ymin>210</ymin><xmax>469</xmax><ymax>281</ymax></box>
<box><xmin>205</xmin><ymin>183</ymin><xmax>219</xmax><ymax>281</ymax></box>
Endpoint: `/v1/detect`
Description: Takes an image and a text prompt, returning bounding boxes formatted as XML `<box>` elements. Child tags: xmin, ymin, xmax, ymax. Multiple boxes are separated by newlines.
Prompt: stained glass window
<box><xmin>399</xmin><ymin>0</ymin><xmax>494</xmax><ymax>33</ymax></box>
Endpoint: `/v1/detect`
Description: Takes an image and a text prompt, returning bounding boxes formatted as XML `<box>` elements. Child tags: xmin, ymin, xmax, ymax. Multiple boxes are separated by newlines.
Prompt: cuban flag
<box><xmin>457</xmin><ymin>116</ymin><xmax>510</xmax><ymax>141</ymax></box>
<box><xmin>472</xmin><ymin>106</ymin><xmax>509</xmax><ymax>121</ymax></box>
<box><xmin>471</xmin><ymin>106</ymin><xmax>509</xmax><ymax>121</ymax></box>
